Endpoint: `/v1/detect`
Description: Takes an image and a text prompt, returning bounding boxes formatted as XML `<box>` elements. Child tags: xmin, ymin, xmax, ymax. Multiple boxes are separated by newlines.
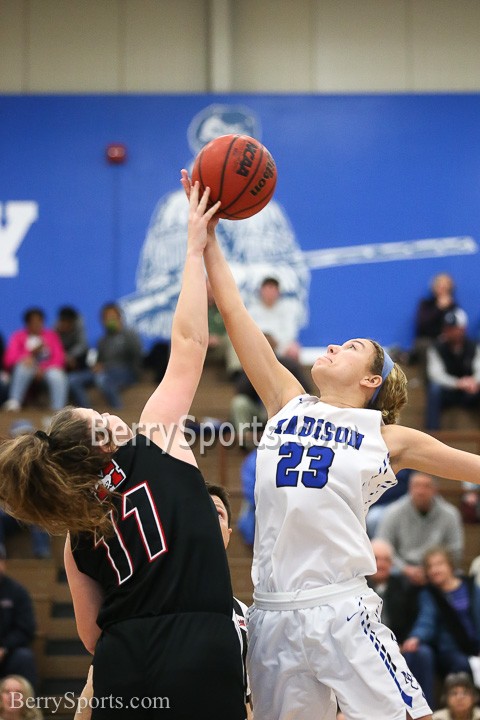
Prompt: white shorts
<box><xmin>247</xmin><ymin>580</ymin><xmax>431</xmax><ymax>720</ymax></box>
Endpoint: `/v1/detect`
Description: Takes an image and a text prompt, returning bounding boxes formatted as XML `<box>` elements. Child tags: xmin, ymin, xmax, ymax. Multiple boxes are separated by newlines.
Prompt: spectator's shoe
<box><xmin>2</xmin><ymin>399</ymin><xmax>21</xmax><ymax>412</ymax></box>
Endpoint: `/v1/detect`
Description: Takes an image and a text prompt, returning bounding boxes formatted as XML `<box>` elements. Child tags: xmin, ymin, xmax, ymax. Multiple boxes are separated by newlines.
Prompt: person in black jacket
<box><xmin>0</xmin><ymin>544</ymin><xmax>36</xmax><ymax>688</ymax></box>
<box><xmin>425</xmin><ymin>309</ymin><xmax>480</xmax><ymax>429</ymax></box>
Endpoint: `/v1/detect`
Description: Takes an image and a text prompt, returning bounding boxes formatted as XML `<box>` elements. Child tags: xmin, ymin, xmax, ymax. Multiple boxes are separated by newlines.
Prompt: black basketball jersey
<box><xmin>72</xmin><ymin>434</ymin><xmax>234</xmax><ymax>629</ymax></box>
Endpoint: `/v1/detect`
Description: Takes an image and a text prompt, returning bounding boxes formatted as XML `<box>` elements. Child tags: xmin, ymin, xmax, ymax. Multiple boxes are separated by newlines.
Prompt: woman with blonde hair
<box><xmin>180</xmin><ymin>168</ymin><xmax>480</xmax><ymax>720</ymax></box>
<box><xmin>0</xmin><ymin>675</ymin><xmax>42</xmax><ymax>720</ymax></box>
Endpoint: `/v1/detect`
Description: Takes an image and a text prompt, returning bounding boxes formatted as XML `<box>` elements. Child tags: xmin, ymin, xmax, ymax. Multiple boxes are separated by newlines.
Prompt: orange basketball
<box><xmin>191</xmin><ymin>134</ymin><xmax>277</xmax><ymax>220</ymax></box>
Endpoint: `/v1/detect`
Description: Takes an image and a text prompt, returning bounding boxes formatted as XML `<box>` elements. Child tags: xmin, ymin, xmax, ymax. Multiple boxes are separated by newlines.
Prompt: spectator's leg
<box><xmin>224</xmin><ymin>337</ymin><xmax>242</xmax><ymax>380</ymax></box>
<box><xmin>425</xmin><ymin>382</ymin><xmax>444</xmax><ymax>430</ymax></box>
<box><xmin>230</xmin><ymin>394</ymin><xmax>258</xmax><ymax>434</ymax></box>
<box><xmin>6</xmin><ymin>363</ymin><xmax>36</xmax><ymax>408</ymax></box>
<box><xmin>94</xmin><ymin>367</ymin><xmax>135</xmax><ymax>409</ymax></box>
<box><xmin>68</xmin><ymin>370</ymin><xmax>94</xmax><ymax>408</ymax></box>
<box><xmin>44</xmin><ymin>367</ymin><xmax>68</xmax><ymax>410</ymax></box>
<box><xmin>403</xmin><ymin>644</ymin><xmax>436</xmax><ymax>710</ymax></box>
<box><xmin>438</xmin><ymin>649</ymin><xmax>471</xmax><ymax>676</ymax></box>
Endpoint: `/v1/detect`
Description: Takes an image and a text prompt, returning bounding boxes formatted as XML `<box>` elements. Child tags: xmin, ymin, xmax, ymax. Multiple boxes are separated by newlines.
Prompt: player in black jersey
<box><xmin>0</xmin><ymin>183</ymin><xmax>246</xmax><ymax>719</ymax></box>
<box><xmin>74</xmin><ymin>483</ymin><xmax>252</xmax><ymax>720</ymax></box>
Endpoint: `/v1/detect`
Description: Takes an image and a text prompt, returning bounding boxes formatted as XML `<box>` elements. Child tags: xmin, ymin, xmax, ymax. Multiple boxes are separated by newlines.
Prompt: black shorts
<box><xmin>91</xmin><ymin>612</ymin><xmax>246</xmax><ymax>720</ymax></box>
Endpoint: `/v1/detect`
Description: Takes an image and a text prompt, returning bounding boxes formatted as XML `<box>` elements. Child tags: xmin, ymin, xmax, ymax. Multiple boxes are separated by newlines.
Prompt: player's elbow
<box><xmin>78</xmin><ymin>625</ymin><xmax>101</xmax><ymax>655</ymax></box>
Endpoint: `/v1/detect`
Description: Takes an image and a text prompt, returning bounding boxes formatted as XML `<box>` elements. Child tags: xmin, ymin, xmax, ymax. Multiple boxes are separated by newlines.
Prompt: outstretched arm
<box><xmin>139</xmin><ymin>183</ymin><xmax>220</xmax><ymax>464</ymax></box>
<box><xmin>383</xmin><ymin>424</ymin><xmax>480</xmax><ymax>483</ymax></box>
<box><xmin>180</xmin><ymin>172</ymin><xmax>304</xmax><ymax>418</ymax></box>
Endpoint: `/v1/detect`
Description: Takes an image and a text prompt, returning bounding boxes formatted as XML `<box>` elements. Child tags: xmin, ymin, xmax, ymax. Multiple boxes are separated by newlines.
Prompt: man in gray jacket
<box><xmin>376</xmin><ymin>471</ymin><xmax>464</xmax><ymax>586</ymax></box>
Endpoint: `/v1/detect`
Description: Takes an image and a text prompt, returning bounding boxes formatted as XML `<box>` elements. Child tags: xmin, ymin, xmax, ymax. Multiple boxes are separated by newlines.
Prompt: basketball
<box><xmin>191</xmin><ymin>134</ymin><xmax>277</xmax><ymax>220</ymax></box>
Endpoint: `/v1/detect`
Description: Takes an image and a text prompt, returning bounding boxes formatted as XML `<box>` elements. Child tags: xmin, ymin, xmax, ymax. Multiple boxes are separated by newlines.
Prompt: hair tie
<box><xmin>370</xmin><ymin>349</ymin><xmax>394</xmax><ymax>406</ymax></box>
<box><xmin>34</xmin><ymin>430</ymin><xmax>51</xmax><ymax>445</ymax></box>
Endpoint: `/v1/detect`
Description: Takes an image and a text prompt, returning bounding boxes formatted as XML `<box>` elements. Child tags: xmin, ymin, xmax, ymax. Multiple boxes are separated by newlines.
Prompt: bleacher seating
<box><xmin>0</xmin><ymin>360</ymin><xmax>477</xmax><ymax>716</ymax></box>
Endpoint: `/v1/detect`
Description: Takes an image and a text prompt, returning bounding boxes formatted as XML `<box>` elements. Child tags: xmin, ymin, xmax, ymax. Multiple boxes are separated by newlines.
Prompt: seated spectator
<box><xmin>55</xmin><ymin>306</ymin><xmax>89</xmax><ymax>372</ymax></box>
<box><xmin>0</xmin><ymin>674</ymin><xmax>42</xmax><ymax>719</ymax></box>
<box><xmin>368</xmin><ymin>538</ymin><xmax>435</xmax><ymax>707</ymax></box>
<box><xmin>0</xmin><ymin>546</ymin><xmax>37</xmax><ymax>689</ymax></box>
<box><xmin>425</xmin><ymin>309</ymin><xmax>480</xmax><ymax>430</ymax></box>
<box><xmin>68</xmin><ymin>303</ymin><xmax>143</xmax><ymax>409</ymax></box>
<box><xmin>248</xmin><ymin>276</ymin><xmax>302</xmax><ymax>361</ymax></box>
<box><xmin>402</xmin><ymin>546</ymin><xmax>480</xmax><ymax>685</ymax></box>
<box><xmin>2</xmin><ymin>308</ymin><xmax>67</xmax><ymax>412</ymax></box>
<box><xmin>410</xmin><ymin>272</ymin><xmax>460</xmax><ymax>366</ymax></box>
<box><xmin>205</xmin><ymin>278</ymin><xmax>245</xmax><ymax>382</ymax></box>
<box><xmin>376</xmin><ymin>471</ymin><xmax>464</xmax><ymax>585</ymax></box>
<box><xmin>433</xmin><ymin>672</ymin><xmax>480</xmax><ymax>720</ymax></box>
<box><xmin>230</xmin><ymin>334</ymin><xmax>309</xmax><ymax>449</ymax></box>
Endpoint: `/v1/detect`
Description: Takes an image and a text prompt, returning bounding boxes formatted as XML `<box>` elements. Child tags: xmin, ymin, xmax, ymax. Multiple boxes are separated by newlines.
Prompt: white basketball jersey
<box><xmin>252</xmin><ymin>394</ymin><xmax>397</xmax><ymax>593</ymax></box>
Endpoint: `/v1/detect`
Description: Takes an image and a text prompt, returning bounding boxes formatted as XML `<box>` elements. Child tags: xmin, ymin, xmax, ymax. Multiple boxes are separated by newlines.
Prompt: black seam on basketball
<box><xmin>221</xmin><ymin>181</ymin><xmax>276</xmax><ymax>219</ymax></box>
<box><xmin>217</xmin><ymin>135</ymin><xmax>239</xmax><ymax>208</ymax></box>
<box><xmin>221</xmin><ymin>141</ymin><xmax>266</xmax><ymax>213</ymax></box>
<box><xmin>197</xmin><ymin>148</ymin><xmax>206</xmax><ymax>193</ymax></box>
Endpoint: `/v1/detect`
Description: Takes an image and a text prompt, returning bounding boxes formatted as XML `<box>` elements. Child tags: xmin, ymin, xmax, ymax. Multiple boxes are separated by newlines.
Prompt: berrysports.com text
<box><xmin>8</xmin><ymin>692</ymin><xmax>170</xmax><ymax>713</ymax></box>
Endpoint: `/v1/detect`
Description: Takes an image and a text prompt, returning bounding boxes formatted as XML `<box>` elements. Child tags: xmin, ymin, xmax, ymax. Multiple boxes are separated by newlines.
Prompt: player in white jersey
<box><xmin>181</xmin><ymin>170</ymin><xmax>480</xmax><ymax>720</ymax></box>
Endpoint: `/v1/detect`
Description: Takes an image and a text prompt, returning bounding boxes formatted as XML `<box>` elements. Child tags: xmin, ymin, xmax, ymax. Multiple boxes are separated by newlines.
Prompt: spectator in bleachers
<box><xmin>433</xmin><ymin>671</ymin><xmax>480</xmax><ymax>720</ymax></box>
<box><xmin>248</xmin><ymin>276</ymin><xmax>302</xmax><ymax>362</ymax></box>
<box><xmin>0</xmin><ymin>674</ymin><xmax>42</xmax><ymax>719</ymax></box>
<box><xmin>376</xmin><ymin>471</ymin><xmax>464</xmax><ymax>585</ymax></box>
<box><xmin>410</xmin><ymin>272</ymin><xmax>460</xmax><ymax>366</ymax></box>
<box><xmin>0</xmin><ymin>547</ymin><xmax>37</xmax><ymax>690</ymax></box>
<box><xmin>54</xmin><ymin>306</ymin><xmax>89</xmax><ymax>373</ymax></box>
<box><xmin>425</xmin><ymin>309</ymin><xmax>480</xmax><ymax>430</ymax></box>
<box><xmin>68</xmin><ymin>302</ymin><xmax>143</xmax><ymax>409</ymax></box>
<box><xmin>402</xmin><ymin>546</ymin><xmax>480</xmax><ymax>687</ymax></box>
<box><xmin>368</xmin><ymin>538</ymin><xmax>435</xmax><ymax>708</ymax></box>
<box><xmin>2</xmin><ymin>309</ymin><xmax>67</xmax><ymax>413</ymax></box>
<box><xmin>230</xmin><ymin>333</ymin><xmax>309</xmax><ymax>450</ymax></box>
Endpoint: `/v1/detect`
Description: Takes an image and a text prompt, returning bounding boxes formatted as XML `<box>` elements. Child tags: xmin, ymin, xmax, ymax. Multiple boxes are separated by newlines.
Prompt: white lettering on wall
<box><xmin>0</xmin><ymin>201</ymin><xmax>39</xmax><ymax>277</ymax></box>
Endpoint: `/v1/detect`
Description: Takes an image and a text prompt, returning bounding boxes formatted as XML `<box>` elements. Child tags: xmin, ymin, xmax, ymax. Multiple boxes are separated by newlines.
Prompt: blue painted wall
<box><xmin>1</xmin><ymin>94</ymin><xmax>478</xmax><ymax>351</ymax></box>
